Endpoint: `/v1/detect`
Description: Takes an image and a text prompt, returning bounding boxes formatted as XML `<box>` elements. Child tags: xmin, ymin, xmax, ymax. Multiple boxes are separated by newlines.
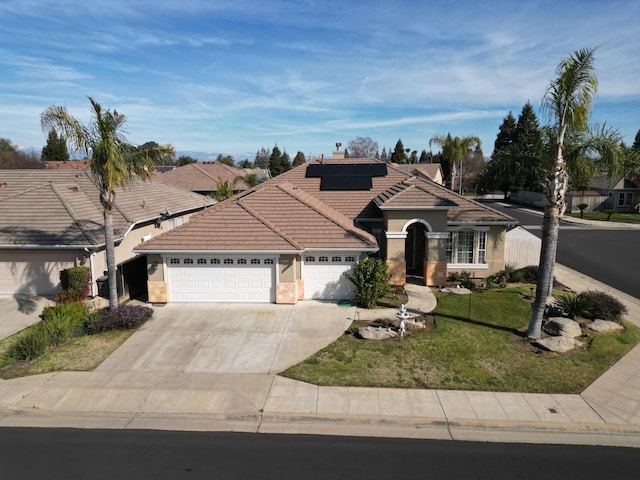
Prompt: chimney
<box><xmin>332</xmin><ymin>150</ymin><xmax>345</xmax><ymax>160</ymax></box>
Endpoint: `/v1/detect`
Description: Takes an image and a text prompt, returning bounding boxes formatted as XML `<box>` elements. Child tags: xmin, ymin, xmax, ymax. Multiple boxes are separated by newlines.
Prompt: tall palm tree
<box><xmin>526</xmin><ymin>48</ymin><xmax>598</xmax><ymax>339</ymax></box>
<box><xmin>429</xmin><ymin>134</ymin><xmax>481</xmax><ymax>193</ymax></box>
<box><xmin>41</xmin><ymin>96</ymin><xmax>174</xmax><ymax>310</ymax></box>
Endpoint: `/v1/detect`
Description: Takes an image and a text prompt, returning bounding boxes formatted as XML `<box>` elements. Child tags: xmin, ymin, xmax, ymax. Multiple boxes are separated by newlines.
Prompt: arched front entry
<box><xmin>403</xmin><ymin>219</ymin><xmax>432</xmax><ymax>277</ymax></box>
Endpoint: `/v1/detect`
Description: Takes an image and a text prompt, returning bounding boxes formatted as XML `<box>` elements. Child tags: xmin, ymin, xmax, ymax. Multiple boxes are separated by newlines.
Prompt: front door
<box><xmin>405</xmin><ymin>223</ymin><xmax>427</xmax><ymax>276</ymax></box>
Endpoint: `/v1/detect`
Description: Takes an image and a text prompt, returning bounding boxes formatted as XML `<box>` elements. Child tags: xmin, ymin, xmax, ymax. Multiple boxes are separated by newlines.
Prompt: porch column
<box><xmin>385</xmin><ymin>231</ymin><xmax>407</xmax><ymax>285</ymax></box>
<box><xmin>424</xmin><ymin>232</ymin><xmax>449</xmax><ymax>287</ymax></box>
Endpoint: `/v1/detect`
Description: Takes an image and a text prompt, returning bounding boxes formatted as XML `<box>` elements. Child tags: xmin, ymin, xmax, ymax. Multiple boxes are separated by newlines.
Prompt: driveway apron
<box><xmin>95</xmin><ymin>301</ymin><xmax>354</xmax><ymax>375</ymax></box>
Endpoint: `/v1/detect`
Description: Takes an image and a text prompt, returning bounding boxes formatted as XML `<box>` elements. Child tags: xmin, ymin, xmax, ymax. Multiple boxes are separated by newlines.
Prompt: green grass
<box><xmin>281</xmin><ymin>287</ymin><xmax>640</xmax><ymax>393</ymax></box>
<box><xmin>566</xmin><ymin>211</ymin><xmax>640</xmax><ymax>223</ymax></box>
<box><xmin>0</xmin><ymin>325</ymin><xmax>133</xmax><ymax>379</ymax></box>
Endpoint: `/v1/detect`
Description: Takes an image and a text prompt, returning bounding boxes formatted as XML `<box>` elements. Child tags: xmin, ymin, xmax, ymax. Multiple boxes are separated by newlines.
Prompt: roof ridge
<box><xmin>276</xmin><ymin>183</ymin><xmax>377</xmax><ymax>247</ymax></box>
<box><xmin>192</xmin><ymin>163</ymin><xmax>221</xmax><ymax>185</ymax></box>
<box><xmin>49</xmin><ymin>182</ymin><xmax>97</xmax><ymax>244</ymax></box>
<box><xmin>236</xmin><ymin>197</ymin><xmax>303</xmax><ymax>250</ymax></box>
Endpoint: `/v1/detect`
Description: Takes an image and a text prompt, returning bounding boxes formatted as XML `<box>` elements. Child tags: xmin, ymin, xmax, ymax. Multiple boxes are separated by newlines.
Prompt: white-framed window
<box><xmin>238</xmin><ymin>258</ymin><xmax>247</xmax><ymax>264</ymax></box>
<box><xmin>319</xmin><ymin>256</ymin><xmax>329</xmax><ymax>262</ymax></box>
<box><xmin>184</xmin><ymin>258</ymin><xmax>193</xmax><ymax>264</ymax></box>
<box><xmin>446</xmin><ymin>229</ymin><xmax>488</xmax><ymax>266</ymax></box>
<box><xmin>197</xmin><ymin>258</ymin><xmax>207</xmax><ymax>264</ymax></box>
<box><xmin>331</xmin><ymin>256</ymin><xmax>342</xmax><ymax>262</ymax></box>
<box><xmin>618</xmin><ymin>192</ymin><xmax>633</xmax><ymax>206</ymax></box>
<box><xmin>305</xmin><ymin>256</ymin><xmax>315</xmax><ymax>262</ymax></box>
<box><xmin>251</xmin><ymin>258</ymin><xmax>261</xmax><ymax>264</ymax></box>
<box><xmin>345</xmin><ymin>256</ymin><xmax>356</xmax><ymax>262</ymax></box>
<box><xmin>210</xmin><ymin>258</ymin><xmax>220</xmax><ymax>264</ymax></box>
<box><xmin>170</xmin><ymin>258</ymin><xmax>180</xmax><ymax>264</ymax></box>
<box><xmin>224</xmin><ymin>258</ymin><xmax>234</xmax><ymax>264</ymax></box>
<box><xmin>264</xmin><ymin>258</ymin><xmax>275</xmax><ymax>265</ymax></box>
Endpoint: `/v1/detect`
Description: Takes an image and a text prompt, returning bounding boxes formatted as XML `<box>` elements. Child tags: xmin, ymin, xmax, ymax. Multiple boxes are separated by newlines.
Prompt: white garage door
<box><xmin>0</xmin><ymin>250</ymin><xmax>76</xmax><ymax>295</ymax></box>
<box><xmin>167</xmin><ymin>256</ymin><xmax>276</xmax><ymax>303</ymax></box>
<box><xmin>303</xmin><ymin>253</ymin><xmax>358</xmax><ymax>300</ymax></box>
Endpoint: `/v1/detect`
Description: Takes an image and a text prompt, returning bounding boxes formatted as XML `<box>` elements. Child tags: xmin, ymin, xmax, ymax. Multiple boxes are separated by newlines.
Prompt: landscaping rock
<box><xmin>543</xmin><ymin>317</ymin><xmax>582</xmax><ymax>338</ymax></box>
<box><xmin>535</xmin><ymin>336</ymin><xmax>583</xmax><ymax>353</ymax></box>
<box><xmin>358</xmin><ymin>326</ymin><xmax>397</xmax><ymax>340</ymax></box>
<box><xmin>440</xmin><ymin>286</ymin><xmax>471</xmax><ymax>295</ymax></box>
<box><xmin>588</xmin><ymin>319</ymin><xmax>625</xmax><ymax>333</ymax></box>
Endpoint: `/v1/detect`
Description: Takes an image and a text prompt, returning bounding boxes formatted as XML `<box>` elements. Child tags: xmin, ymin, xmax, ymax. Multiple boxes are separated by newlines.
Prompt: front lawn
<box><xmin>281</xmin><ymin>287</ymin><xmax>640</xmax><ymax>393</ymax></box>
<box><xmin>566</xmin><ymin>211</ymin><xmax>640</xmax><ymax>223</ymax></box>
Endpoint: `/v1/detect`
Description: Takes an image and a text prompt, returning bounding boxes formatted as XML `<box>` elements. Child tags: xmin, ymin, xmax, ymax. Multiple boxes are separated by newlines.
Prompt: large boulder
<box><xmin>358</xmin><ymin>326</ymin><xmax>397</xmax><ymax>340</ymax></box>
<box><xmin>535</xmin><ymin>336</ymin><xmax>584</xmax><ymax>353</ymax></box>
<box><xmin>588</xmin><ymin>319</ymin><xmax>625</xmax><ymax>333</ymax></box>
<box><xmin>543</xmin><ymin>317</ymin><xmax>582</xmax><ymax>338</ymax></box>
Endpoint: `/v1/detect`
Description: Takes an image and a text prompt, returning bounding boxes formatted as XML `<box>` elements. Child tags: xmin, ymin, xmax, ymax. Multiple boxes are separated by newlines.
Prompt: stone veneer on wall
<box><xmin>386</xmin><ymin>259</ymin><xmax>406</xmax><ymax>286</ymax></box>
<box><xmin>148</xmin><ymin>281</ymin><xmax>168</xmax><ymax>303</ymax></box>
<box><xmin>276</xmin><ymin>282</ymin><xmax>297</xmax><ymax>304</ymax></box>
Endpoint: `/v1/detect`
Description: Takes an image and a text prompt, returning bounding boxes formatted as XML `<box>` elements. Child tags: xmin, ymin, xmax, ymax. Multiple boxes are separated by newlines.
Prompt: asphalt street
<box><xmin>1</xmin><ymin>428</ymin><xmax>638</xmax><ymax>480</ymax></box>
<box><xmin>483</xmin><ymin>201</ymin><xmax>640</xmax><ymax>299</ymax></box>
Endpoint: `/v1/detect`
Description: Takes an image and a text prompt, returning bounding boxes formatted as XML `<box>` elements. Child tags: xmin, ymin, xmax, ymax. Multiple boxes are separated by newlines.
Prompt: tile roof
<box><xmin>155</xmin><ymin>161</ymin><xmax>250</xmax><ymax>193</ymax></box>
<box><xmin>0</xmin><ymin>170</ymin><xmax>214</xmax><ymax>247</ymax></box>
<box><xmin>136</xmin><ymin>181</ymin><xmax>378</xmax><ymax>253</ymax></box>
<box><xmin>136</xmin><ymin>158</ymin><xmax>514</xmax><ymax>253</ymax></box>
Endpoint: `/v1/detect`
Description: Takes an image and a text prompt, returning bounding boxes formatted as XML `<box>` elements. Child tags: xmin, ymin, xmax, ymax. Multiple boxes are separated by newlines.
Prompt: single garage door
<box><xmin>167</xmin><ymin>256</ymin><xmax>276</xmax><ymax>302</ymax></box>
<box><xmin>303</xmin><ymin>253</ymin><xmax>358</xmax><ymax>300</ymax></box>
<box><xmin>0</xmin><ymin>250</ymin><xmax>76</xmax><ymax>295</ymax></box>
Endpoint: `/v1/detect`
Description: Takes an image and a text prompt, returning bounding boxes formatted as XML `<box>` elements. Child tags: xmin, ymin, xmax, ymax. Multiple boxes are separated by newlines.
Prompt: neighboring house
<box><xmin>44</xmin><ymin>160</ymin><xmax>91</xmax><ymax>170</ymax></box>
<box><xmin>591</xmin><ymin>175</ymin><xmax>640</xmax><ymax>212</ymax></box>
<box><xmin>391</xmin><ymin>163</ymin><xmax>445</xmax><ymax>185</ymax></box>
<box><xmin>155</xmin><ymin>161</ymin><xmax>250</xmax><ymax>197</ymax></box>
<box><xmin>136</xmin><ymin>152</ymin><xmax>515</xmax><ymax>304</ymax></box>
<box><xmin>0</xmin><ymin>170</ymin><xmax>214</xmax><ymax>300</ymax></box>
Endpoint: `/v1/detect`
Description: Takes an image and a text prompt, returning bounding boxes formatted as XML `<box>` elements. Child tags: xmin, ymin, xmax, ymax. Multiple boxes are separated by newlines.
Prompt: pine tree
<box><xmin>269</xmin><ymin>145</ymin><xmax>283</xmax><ymax>176</ymax></box>
<box><xmin>390</xmin><ymin>139</ymin><xmax>407</xmax><ymax>163</ymax></box>
<box><xmin>41</xmin><ymin>130</ymin><xmax>69</xmax><ymax>161</ymax></box>
<box><xmin>293</xmin><ymin>151</ymin><xmax>306</xmax><ymax>166</ymax></box>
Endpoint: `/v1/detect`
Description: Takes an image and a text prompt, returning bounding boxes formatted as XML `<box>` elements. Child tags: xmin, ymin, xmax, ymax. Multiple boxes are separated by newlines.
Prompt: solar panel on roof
<box><xmin>320</xmin><ymin>175</ymin><xmax>373</xmax><ymax>190</ymax></box>
<box><xmin>306</xmin><ymin>163</ymin><xmax>387</xmax><ymax>178</ymax></box>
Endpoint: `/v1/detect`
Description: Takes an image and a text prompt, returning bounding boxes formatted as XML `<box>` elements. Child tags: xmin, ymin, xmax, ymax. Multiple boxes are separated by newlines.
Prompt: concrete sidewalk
<box><xmin>1</xmin><ymin>270</ymin><xmax>639</xmax><ymax>447</ymax></box>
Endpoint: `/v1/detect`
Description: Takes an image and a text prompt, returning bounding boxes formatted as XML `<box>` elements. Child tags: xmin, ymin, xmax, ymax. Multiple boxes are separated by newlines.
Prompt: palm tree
<box><xmin>41</xmin><ymin>96</ymin><xmax>174</xmax><ymax>310</ymax></box>
<box><xmin>429</xmin><ymin>134</ymin><xmax>481</xmax><ymax>193</ymax></box>
<box><xmin>526</xmin><ymin>48</ymin><xmax>598</xmax><ymax>339</ymax></box>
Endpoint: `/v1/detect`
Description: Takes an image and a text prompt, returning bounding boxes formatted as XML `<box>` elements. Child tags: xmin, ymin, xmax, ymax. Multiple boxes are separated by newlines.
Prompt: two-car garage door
<box><xmin>167</xmin><ymin>256</ymin><xmax>276</xmax><ymax>303</ymax></box>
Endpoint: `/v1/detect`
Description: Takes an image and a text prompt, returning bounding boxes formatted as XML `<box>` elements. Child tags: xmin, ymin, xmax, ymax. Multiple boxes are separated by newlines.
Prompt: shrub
<box><xmin>515</xmin><ymin>265</ymin><xmax>540</xmax><ymax>283</ymax></box>
<box><xmin>553</xmin><ymin>293</ymin><xmax>592</xmax><ymax>319</ymax></box>
<box><xmin>578</xmin><ymin>290</ymin><xmax>627</xmax><ymax>321</ymax></box>
<box><xmin>8</xmin><ymin>324</ymin><xmax>50</xmax><ymax>362</ymax></box>
<box><xmin>53</xmin><ymin>288</ymin><xmax>87</xmax><ymax>305</ymax></box>
<box><xmin>42</xmin><ymin>302</ymin><xmax>88</xmax><ymax>344</ymax></box>
<box><xmin>344</xmin><ymin>258</ymin><xmax>391</xmax><ymax>309</ymax></box>
<box><xmin>83</xmin><ymin>304</ymin><xmax>153</xmax><ymax>334</ymax></box>
<box><xmin>59</xmin><ymin>266</ymin><xmax>91</xmax><ymax>299</ymax></box>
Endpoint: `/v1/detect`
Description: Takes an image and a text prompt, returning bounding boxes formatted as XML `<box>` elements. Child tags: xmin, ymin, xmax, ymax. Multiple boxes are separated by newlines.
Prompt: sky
<box><xmin>1</xmin><ymin>0</ymin><xmax>639</xmax><ymax>161</ymax></box>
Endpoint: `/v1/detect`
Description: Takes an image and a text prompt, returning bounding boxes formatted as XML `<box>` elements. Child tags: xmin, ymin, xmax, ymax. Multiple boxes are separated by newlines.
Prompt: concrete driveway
<box><xmin>0</xmin><ymin>295</ymin><xmax>52</xmax><ymax>340</ymax></box>
<box><xmin>96</xmin><ymin>301</ymin><xmax>355</xmax><ymax>375</ymax></box>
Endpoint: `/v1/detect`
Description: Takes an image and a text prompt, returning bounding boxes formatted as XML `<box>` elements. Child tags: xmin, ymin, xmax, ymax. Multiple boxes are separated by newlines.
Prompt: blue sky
<box><xmin>1</xmin><ymin>0</ymin><xmax>639</xmax><ymax>160</ymax></box>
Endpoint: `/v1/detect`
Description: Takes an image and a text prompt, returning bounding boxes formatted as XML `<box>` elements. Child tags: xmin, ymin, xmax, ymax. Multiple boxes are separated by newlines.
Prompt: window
<box><xmin>223</xmin><ymin>259</ymin><xmax>234</xmax><ymax>264</ymax></box>
<box><xmin>237</xmin><ymin>258</ymin><xmax>247</xmax><ymax>264</ymax></box>
<box><xmin>345</xmin><ymin>256</ymin><xmax>355</xmax><ymax>262</ymax></box>
<box><xmin>210</xmin><ymin>258</ymin><xmax>220</xmax><ymax>264</ymax></box>
<box><xmin>250</xmin><ymin>258</ymin><xmax>261</xmax><ymax>264</ymax></box>
<box><xmin>447</xmin><ymin>229</ymin><xmax>488</xmax><ymax>266</ymax></box>
<box><xmin>618</xmin><ymin>192</ymin><xmax>633</xmax><ymax>206</ymax></box>
<box><xmin>305</xmin><ymin>256</ymin><xmax>315</xmax><ymax>262</ymax></box>
<box><xmin>264</xmin><ymin>259</ymin><xmax>275</xmax><ymax>265</ymax></box>
<box><xmin>319</xmin><ymin>256</ymin><xmax>329</xmax><ymax>262</ymax></box>
<box><xmin>457</xmin><ymin>230</ymin><xmax>474</xmax><ymax>263</ymax></box>
<box><xmin>331</xmin><ymin>256</ymin><xmax>342</xmax><ymax>262</ymax></box>
<box><xmin>170</xmin><ymin>258</ymin><xmax>180</xmax><ymax>264</ymax></box>
<box><xmin>197</xmin><ymin>258</ymin><xmax>207</xmax><ymax>264</ymax></box>
<box><xmin>183</xmin><ymin>258</ymin><xmax>193</xmax><ymax>264</ymax></box>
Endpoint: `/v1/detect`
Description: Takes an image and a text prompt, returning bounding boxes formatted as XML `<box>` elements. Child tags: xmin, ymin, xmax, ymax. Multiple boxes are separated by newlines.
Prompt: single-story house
<box><xmin>591</xmin><ymin>175</ymin><xmax>640</xmax><ymax>212</ymax></box>
<box><xmin>155</xmin><ymin>161</ymin><xmax>250</xmax><ymax>197</ymax></box>
<box><xmin>391</xmin><ymin>163</ymin><xmax>445</xmax><ymax>185</ymax></box>
<box><xmin>135</xmin><ymin>152</ymin><xmax>515</xmax><ymax>304</ymax></box>
<box><xmin>0</xmin><ymin>170</ymin><xmax>214</xmax><ymax>299</ymax></box>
